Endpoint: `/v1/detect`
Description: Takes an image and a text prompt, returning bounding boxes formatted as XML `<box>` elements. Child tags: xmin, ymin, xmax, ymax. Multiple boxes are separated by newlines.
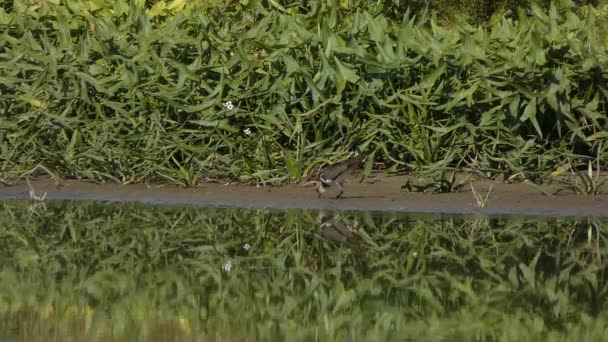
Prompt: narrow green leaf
<box><xmin>334</xmin><ymin>57</ymin><xmax>359</xmax><ymax>96</ymax></box>
<box><xmin>283</xmin><ymin>150</ymin><xmax>301</xmax><ymax>181</ymax></box>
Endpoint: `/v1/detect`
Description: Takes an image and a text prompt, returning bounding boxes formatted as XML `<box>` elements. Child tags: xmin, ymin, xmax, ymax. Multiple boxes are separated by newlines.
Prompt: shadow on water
<box><xmin>1</xmin><ymin>199</ymin><xmax>607</xmax><ymax>341</ymax></box>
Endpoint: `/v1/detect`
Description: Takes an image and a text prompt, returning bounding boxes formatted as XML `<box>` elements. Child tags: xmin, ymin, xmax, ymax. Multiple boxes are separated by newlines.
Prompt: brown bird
<box><xmin>316</xmin><ymin>155</ymin><xmax>363</xmax><ymax>199</ymax></box>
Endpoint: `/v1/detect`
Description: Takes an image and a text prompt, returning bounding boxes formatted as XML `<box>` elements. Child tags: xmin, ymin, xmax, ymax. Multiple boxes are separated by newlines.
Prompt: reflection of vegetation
<box><xmin>1</xmin><ymin>201</ymin><xmax>607</xmax><ymax>340</ymax></box>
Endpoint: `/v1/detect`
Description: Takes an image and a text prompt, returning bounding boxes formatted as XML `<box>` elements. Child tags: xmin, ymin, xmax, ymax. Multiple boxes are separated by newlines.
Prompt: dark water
<box><xmin>1</xmin><ymin>199</ymin><xmax>607</xmax><ymax>341</ymax></box>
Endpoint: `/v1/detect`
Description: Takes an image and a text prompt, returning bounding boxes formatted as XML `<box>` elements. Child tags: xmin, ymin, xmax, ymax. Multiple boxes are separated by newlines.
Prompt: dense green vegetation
<box><xmin>1</xmin><ymin>0</ymin><xmax>607</xmax><ymax>185</ymax></box>
<box><xmin>0</xmin><ymin>200</ymin><xmax>607</xmax><ymax>340</ymax></box>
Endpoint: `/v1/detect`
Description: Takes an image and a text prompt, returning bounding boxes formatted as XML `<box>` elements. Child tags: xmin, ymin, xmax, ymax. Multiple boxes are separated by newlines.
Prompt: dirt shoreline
<box><xmin>1</xmin><ymin>176</ymin><xmax>607</xmax><ymax>217</ymax></box>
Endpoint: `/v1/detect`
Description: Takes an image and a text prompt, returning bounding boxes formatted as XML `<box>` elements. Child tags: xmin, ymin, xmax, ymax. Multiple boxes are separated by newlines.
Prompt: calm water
<box><xmin>1</xmin><ymin>199</ymin><xmax>607</xmax><ymax>341</ymax></box>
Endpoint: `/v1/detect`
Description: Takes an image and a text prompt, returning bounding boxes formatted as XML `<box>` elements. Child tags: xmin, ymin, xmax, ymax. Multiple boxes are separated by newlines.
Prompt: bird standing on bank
<box><xmin>316</xmin><ymin>155</ymin><xmax>363</xmax><ymax>199</ymax></box>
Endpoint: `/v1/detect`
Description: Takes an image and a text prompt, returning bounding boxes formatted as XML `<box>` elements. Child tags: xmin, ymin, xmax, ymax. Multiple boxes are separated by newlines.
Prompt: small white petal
<box><xmin>222</xmin><ymin>260</ymin><xmax>232</xmax><ymax>272</ymax></box>
<box><xmin>243</xmin><ymin>243</ymin><xmax>251</xmax><ymax>251</ymax></box>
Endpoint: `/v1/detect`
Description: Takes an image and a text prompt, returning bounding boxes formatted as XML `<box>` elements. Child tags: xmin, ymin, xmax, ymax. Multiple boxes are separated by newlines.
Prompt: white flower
<box><xmin>243</xmin><ymin>243</ymin><xmax>251</xmax><ymax>251</ymax></box>
<box><xmin>222</xmin><ymin>260</ymin><xmax>232</xmax><ymax>272</ymax></box>
<box><xmin>412</xmin><ymin>252</ymin><xmax>418</xmax><ymax>258</ymax></box>
<box><xmin>223</xmin><ymin>101</ymin><xmax>234</xmax><ymax>110</ymax></box>
<box><xmin>243</xmin><ymin>128</ymin><xmax>252</xmax><ymax>136</ymax></box>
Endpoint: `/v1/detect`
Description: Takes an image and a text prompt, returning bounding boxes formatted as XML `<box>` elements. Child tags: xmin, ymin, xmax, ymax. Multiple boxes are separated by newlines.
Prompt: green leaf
<box><xmin>509</xmin><ymin>95</ymin><xmax>520</xmax><ymax>116</ymax></box>
<box><xmin>521</xmin><ymin>98</ymin><xmax>542</xmax><ymax>137</ymax></box>
<box><xmin>334</xmin><ymin>57</ymin><xmax>359</xmax><ymax>96</ymax></box>
<box><xmin>190</xmin><ymin>119</ymin><xmax>236</xmax><ymax>132</ymax></box>
<box><xmin>366</xmin><ymin>12</ymin><xmax>387</xmax><ymax>42</ymax></box>
<box><xmin>283</xmin><ymin>150</ymin><xmax>301</xmax><ymax>181</ymax></box>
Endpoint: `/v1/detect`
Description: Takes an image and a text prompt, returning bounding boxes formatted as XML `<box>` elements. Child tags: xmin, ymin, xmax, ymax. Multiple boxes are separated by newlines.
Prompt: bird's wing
<box><xmin>320</xmin><ymin>157</ymin><xmax>362</xmax><ymax>182</ymax></box>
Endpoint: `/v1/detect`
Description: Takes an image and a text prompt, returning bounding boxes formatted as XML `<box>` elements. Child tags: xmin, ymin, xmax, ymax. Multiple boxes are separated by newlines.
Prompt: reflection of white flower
<box><xmin>243</xmin><ymin>128</ymin><xmax>252</xmax><ymax>136</ymax></box>
<box><xmin>243</xmin><ymin>243</ymin><xmax>251</xmax><ymax>251</ymax></box>
<box><xmin>222</xmin><ymin>260</ymin><xmax>232</xmax><ymax>272</ymax></box>
<box><xmin>223</xmin><ymin>101</ymin><xmax>234</xmax><ymax>110</ymax></box>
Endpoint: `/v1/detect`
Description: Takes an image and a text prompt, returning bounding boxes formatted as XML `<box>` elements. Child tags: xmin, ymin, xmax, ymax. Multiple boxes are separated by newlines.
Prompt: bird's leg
<box><xmin>316</xmin><ymin>182</ymin><xmax>325</xmax><ymax>199</ymax></box>
<box><xmin>335</xmin><ymin>185</ymin><xmax>344</xmax><ymax>199</ymax></box>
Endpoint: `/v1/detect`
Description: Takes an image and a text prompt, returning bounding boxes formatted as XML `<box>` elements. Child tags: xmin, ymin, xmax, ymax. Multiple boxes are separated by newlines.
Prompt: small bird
<box><xmin>317</xmin><ymin>211</ymin><xmax>361</xmax><ymax>251</ymax></box>
<box><xmin>317</xmin><ymin>155</ymin><xmax>363</xmax><ymax>199</ymax></box>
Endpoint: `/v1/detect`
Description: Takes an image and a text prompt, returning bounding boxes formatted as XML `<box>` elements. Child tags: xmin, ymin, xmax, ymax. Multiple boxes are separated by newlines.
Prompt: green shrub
<box><xmin>0</xmin><ymin>0</ymin><xmax>607</xmax><ymax>184</ymax></box>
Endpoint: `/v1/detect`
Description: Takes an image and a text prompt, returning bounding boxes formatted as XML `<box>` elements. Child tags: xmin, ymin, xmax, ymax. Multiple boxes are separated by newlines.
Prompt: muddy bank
<box><xmin>1</xmin><ymin>176</ymin><xmax>607</xmax><ymax>217</ymax></box>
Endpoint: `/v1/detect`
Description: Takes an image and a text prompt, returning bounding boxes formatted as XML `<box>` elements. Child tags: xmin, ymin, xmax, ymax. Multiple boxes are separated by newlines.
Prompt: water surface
<box><xmin>1</xmin><ymin>200</ymin><xmax>607</xmax><ymax>341</ymax></box>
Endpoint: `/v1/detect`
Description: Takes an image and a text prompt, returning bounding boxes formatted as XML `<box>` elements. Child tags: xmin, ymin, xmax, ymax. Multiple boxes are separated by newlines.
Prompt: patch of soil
<box><xmin>1</xmin><ymin>175</ymin><xmax>607</xmax><ymax>217</ymax></box>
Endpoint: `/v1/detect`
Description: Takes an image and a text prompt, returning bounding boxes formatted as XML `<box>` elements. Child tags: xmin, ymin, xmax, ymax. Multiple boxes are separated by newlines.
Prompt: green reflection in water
<box><xmin>0</xmin><ymin>200</ymin><xmax>607</xmax><ymax>341</ymax></box>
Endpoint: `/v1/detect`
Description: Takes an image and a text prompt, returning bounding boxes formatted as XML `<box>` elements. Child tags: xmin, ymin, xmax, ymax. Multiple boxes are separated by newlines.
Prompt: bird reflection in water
<box><xmin>317</xmin><ymin>211</ymin><xmax>362</xmax><ymax>252</ymax></box>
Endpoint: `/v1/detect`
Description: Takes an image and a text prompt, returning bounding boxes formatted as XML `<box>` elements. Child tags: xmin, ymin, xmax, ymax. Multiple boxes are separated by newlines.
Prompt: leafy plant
<box><xmin>554</xmin><ymin>159</ymin><xmax>607</xmax><ymax>195</ymax></box>
<box><xmin>1</xmin><ymin>200</ymin><xmax>607</xmax><ymax>340</ymax></box>
<box><xmin>1</xmin><ymin>1</ymin><xmax>607</xmax><ymax>185</ymax></box>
